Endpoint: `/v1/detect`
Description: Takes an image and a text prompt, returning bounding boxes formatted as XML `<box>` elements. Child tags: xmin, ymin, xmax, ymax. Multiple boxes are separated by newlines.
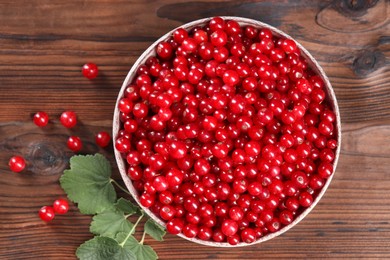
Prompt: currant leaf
<box><xmin>76</xmin><ymin>236</ymin><xmax>136</xmax><ymax>260</ymax></box>
<box><xmin>144</xmin><ymin>218</ymin><xmax>166</xmax><ymax>241</ymax></box>
<box><xmin>115</xmin><ymin>198</ymin><xmax>140</xmax><ymax>216</ymax></box>
<box><xmin>60</xmin><ymin>154</ymin><xmax>116</xmax><ymax>214</ymax></box>
<box><xmin>90</xmin><ymin>209</ymin><xmax>134</xmax><ymax>239</ymax></box>
<box><xmin>116</xmin><ymin>233</ymin><xmax>158</xmax><ymax>260</ymax></box>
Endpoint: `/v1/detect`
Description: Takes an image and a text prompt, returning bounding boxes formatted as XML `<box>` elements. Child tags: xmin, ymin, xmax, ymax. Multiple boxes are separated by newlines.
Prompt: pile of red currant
<box><xmin>115</xmin><ymin>17</ymin><xmax>338</xmax><ymax>245</ymax></box>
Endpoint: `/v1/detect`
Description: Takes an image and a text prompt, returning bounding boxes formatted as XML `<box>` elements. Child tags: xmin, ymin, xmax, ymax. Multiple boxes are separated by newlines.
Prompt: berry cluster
<box><xmin>9</xmin><ymin>110</ymin><xmax>111</xmax><ymax>173</ymax></box>
<box><xmin>115</xmin><ymin>17</ymin><xmax>338</xmax><ymax>245</ymax></box>
<box><xmin>39</xmin><ymin>198</ymin><xmax>69</xmax><ymax>222</ymax></box>
<box><xmin>9</xmin><ymin>62</ymin><xmax>112</xmax><ymax>224</ymax></box>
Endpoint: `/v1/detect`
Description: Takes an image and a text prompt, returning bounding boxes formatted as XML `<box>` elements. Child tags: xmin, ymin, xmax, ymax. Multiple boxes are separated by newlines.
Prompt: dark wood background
<box><xmin>1</xmin><ymin>0</ymin><xmax>389</xmax><ymax>259</ymax></box>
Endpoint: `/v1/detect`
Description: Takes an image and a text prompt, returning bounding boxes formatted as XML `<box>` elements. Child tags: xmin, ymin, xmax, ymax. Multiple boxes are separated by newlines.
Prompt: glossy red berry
<box><xmin>281</xmin><ymin>39</ymin><xmax>298</xmax><ymax>54</ymax></box>
<box><xmin>133</xmin><ymin>103</ymin><xmax>149</xmax><ymax>118</ymax></box>
<box><xmin>183</xmin><ymin>223</ymin><xmax>199</xmax><ymax>238</ymax></box>
<box><xmin>299</xmin><ymin>191</ymin><xmax>313</xmax><ymax>207</ymax></box>
<box><xmin>60</xmin><ymin>111</ymin><xmax>77</xmax><ymax>128</ymax></box>
<box><xmin>166</xmin><ymin>218</ymin><xmax>185</xmax><ymax>235</ymax></box>
<box><xmin>140</xmin><ymin>192</ymin><xmax>155</xmax><ymax>208</ymax></box>
<box><xmin>318</xmin><ymin>162</ymin><xmax>334</xmax><ymax>178</ymax></box>
<box><xmin>222</xmin><ymin>70</ymin><xmax>240</xmax><ymax>87</ymax></box>
<box><xmin>173</xmin><ymin>28</ymin><xmax>188</xmax><ymax>44</ymax></box>
<box><xmin>53</xmin><ymin>199</ymin><xmax>69</xmax><ymax>214</ymax></box>
<box><xmin>169</xmin><ymin>141</ymin><xmax>187</xmax><ymax>159</ymax></box>
<box><xmin>221</xmin><ymin>219</ymin><xmax>238</xmax><ymax>236</ymax></box>
<box><xmin>115</xmin><ymin>137</ymin><xmax>131</xmax><ymax>153</ymax></box>
<box><xmin>82</xmin><ymin>63</ymin><xmax>98</xmax><ymax>79</ymax></box>
<box><xmin>156</xmin><ymin>42</ymin><xmax>173</xmax><ymax>59</ymax></box>
<box><xmin>9</xmin><ymin>156</ymin><xmax>26</xmax><ymax>173</ymax></box>
<box><xmin>67</xmin><ymin>136</ymin><xmax>82</xmax><ymax>152</ymax></box>
<box><xmin>198</xmin><ymin>226</ymin><xmax>213</xmax><ymax>241</ymax></box>
<box><xmin>95</xmin><ymin>131</ymin><xmax>111</xmax><ymax>148</ymax></box>
<box><xmin>210</xmin><ymin>30</ymin><xmax>228</xmax><ymax>47</ymax></box>
<box><xmin>241</xmin><ymin>228</ymin><xmax>256</xmax><ymax>243</ymax></box>
<box><xmin>160</xmin><ymin>205</ymin><xmax>176</xmax><ymax>221</ymax></box>
<box><xmin>153</xmin><ymin>176</ymin><xmax>169</xmax><ymax>192</ymax></box>
<box><xmin>39</xmin><ymin>206</ymin><xmax>55</xmax><ymax>222</ymax></box>
<box><xmin>33</xmin><ymin>111</ymin><xmax>49</xmax><ymax>127</ymax></box>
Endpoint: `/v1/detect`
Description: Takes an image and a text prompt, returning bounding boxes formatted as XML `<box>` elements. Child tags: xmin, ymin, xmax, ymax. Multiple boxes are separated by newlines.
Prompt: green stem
<box><xmin>110</xmin><ymin>179</ymin><xmax>132</xmax><ymax>196</ymax></box>
<box><xmin>119</xmin><ymin>212</ymin><xmax>144</xmax><ymax>247</ymax></box>
<box><xmin>139</xmin><ymin>230</ymin><xmax>147</xmax><ymax>245</ymax></box>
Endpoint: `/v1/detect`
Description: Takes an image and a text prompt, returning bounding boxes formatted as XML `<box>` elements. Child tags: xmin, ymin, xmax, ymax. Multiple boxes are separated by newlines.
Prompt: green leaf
<box><xmin>144</xmin><ymin>218</ymin><xmax>166</xmax><ymax>241</ymax></box>
<box><xmin>90</xmin><ymin>209</ymin><xmax>134</xmax><ymax>239</ymax></box>
<box><xmin>115</xmin><ymin>198</ymin><xmax>140</xmax><ymax>216</ymax></box>
<box><xmin>76</xmin><ymin>236</ymin><xmax>136</xmax><ymax>260</ymax></box>
<box><xmin>117</xmin><ymin>233</ymin><xmax>158</xmax><ymax>260</ymax></box>
<box><xmin>60</xmin><ymin>154</ymin><xmax>116</xmax><ymax>214</ymax></box>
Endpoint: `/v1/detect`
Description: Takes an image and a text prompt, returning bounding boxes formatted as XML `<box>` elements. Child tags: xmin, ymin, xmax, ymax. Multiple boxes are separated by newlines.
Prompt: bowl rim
<box><xmin>113</xmin><ymin>16</ymin><xmax>341</xmax><ymax>247</ymax></box>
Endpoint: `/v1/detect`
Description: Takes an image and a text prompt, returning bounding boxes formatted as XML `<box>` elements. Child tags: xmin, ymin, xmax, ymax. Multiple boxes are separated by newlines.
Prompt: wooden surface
<box><xmin>0</xmin><ymin>0</ymin><xmax>389</xmax><ymax>259</ymax></box>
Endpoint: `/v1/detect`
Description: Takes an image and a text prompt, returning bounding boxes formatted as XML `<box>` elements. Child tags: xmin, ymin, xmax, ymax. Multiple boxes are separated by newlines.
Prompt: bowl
<box><xmin>113</xmin><ymin>16</ymin><xmax>341</xmax><ymax>247</ymax></box>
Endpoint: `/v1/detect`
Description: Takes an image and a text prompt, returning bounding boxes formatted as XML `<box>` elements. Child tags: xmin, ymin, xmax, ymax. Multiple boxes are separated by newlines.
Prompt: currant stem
<box><xmin>110</xmin><ymin>178</ymin><xmax>132</xmax><ymax>196</ymax></box>
<box><xmin>119</xmin><ymin>212</ymin><xmax>144</xmax><ymax>247</ymax></box>
<box><xmin>139</xmin><ymin>230</ymin><xmax>147</xmax><ymax>245</ymax></box>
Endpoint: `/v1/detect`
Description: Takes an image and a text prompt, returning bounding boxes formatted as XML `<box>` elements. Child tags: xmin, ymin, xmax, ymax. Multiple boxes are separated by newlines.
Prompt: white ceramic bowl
<box><xmin>113</xmin><ymin>16</ymin><xmax>341</xmax><ymax>247</ymax></box>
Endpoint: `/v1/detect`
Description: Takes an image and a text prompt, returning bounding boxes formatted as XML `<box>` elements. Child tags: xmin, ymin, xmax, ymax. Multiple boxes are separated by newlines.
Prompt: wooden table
<box><xmin>1</xmin><ymin>0</ymin><xmax>389</xmax><ymax>259</ymax></box>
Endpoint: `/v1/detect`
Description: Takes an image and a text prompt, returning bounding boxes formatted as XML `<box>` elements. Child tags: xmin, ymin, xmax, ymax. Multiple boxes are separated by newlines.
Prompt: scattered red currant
<box><xmin>9</xmin><ymin>156</ymin><xmax>26</xmax><ymax>173</ymax></box>
<box><xmin>82</xmin><ymin>63</ymin><xmax>98</xmax><ymax>79</ymax></box>
<box><xmin>67</xmin><ymin>136</ymin><xmax>82</xmax><ymax>152</ymax></box>
<box><xmin>33</xmin><ymin>111</ymin><xmax>49</xmax><ymax>127</ymax></box>
<box><xmin>60</xmin><ymin>111</ymin><xmax>77</xmax><ymax>128</ymax></box>
<box><xmin>39</xmin><ymin>206</ymin><xmax>55</xmax><ymax>222</ymax></box>
<box><xmin>95</xmin><ymin>131</ymin><xmax>111</xmax><ymax>148</ymax></box>
<box><xmin>53</xmin><ymin>199</ymin><xmax>69</xmax><ymax>214</ymax></box>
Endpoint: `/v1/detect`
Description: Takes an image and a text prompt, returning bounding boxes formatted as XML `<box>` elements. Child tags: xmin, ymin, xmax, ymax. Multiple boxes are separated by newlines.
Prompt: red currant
<box><xmin>60</xmin><ymin>111</ymin><xmax>77</xmax><ymax>128</ymax></box>
<box><xmin>241</xmin><ymin>228</ymin><xmax>256</xmax><ymax>243</ymax></box>
<box><xmin>53</xmin><ymin>199</ymin><xmax>69</xmax><ymax>214</ymax></box>
<box><xmin>82</xmin><ymin>63</ymin><xmax>98</xmax><ymax>79</ymax></box>
<box><xmin>67</xmin><ymin>136</ymin><xmax>82</xmax><ymax>152</ymax></box>
<box><xmin>95</xmin><ymin>131</ymin><xmax>111</xmax><ymax>147</ymax></box>
<box><xmin>221</xmin><ymin>219</ymin><xmax>238</xmax><ymax>236</ymax></box>
<box><xmin>115</xmin><ymin>137</ymin><xmax>131</xmax><ymax>153</ymax></box>
<box><xmin>39</xmin><ymin>206</ymin><xmax>55</xmax><ymax>222</ymax></box>
<box><xmin>166</xmin><ymin>218</ymin><xmax>185</xmax><ymax>235</ymax></box>
<box><xmin>9</xmin><ymin>156</ymin><xmax>26</xmax><ymax>173</ymax></box>
<box><xmin>156</xmin><ymin>42</ymin><xmax>173</xmax><ymax>59</ymax></box>
<box><xmin>33</xmin><ymin>111</ymin><xmax>49</xmax><ymax>127</ymax></box>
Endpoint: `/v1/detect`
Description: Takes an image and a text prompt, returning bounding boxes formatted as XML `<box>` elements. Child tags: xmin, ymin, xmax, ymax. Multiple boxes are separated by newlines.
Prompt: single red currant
<box><xmin>115</xmin><ymin>137</ymin><xmax>131</xmax><ymax>153</ymax></box>
<box><xmin>95</xmin><ymin>131</ymin><xmax>110</xmax><ymax>147</ymax></box>
<box><xmin>9</xmin><ymin>156</ymin><xmax>26</xmax><ymax>173</ymax></box>
<box><xmin>39</xmin><ymin>206</ymin><xmax>55</xmax><ymax>222</ymax></box>
<box><xmin>33</xmin><ymin>111</ymin><xmax>49</xmax><ymax>127</ymax></box>
<box><xmin>166</xmin><ymin>218</ymin><xmax>185</xmax><ymax>235</ymax></box>
<box><xmin>60</xmin><ymin>111</ymin><xmax>77</xmax><ymax>128</ymax></box>
<box><xmin>53</xmin><ymin>199</ymin><xmax>69</xmax><ymax>214</ymax></box>
<box><xmin>156</xmin><ymin>42</ymin><xmax>173</xmax><ymax>59</ymax></box>
<box><xmin>299</xmin><ymin>191</ymin><xmax>313</xmax><ymax>207</ymax></box>
<box><xmin>67</xmin><ymin>136</ymin><xmax>82</xmax><ymax>152</ymax></box>
<box><xmin>221</xmin><ymin>219</ymin><xmax>239</xmax><ymax>237</ymax></box>
<box><xmin>82</xmin><ymin>63</ymin><xmax>98</xmax><ymax>79</ymax></box>
<box><xmin>241</xmin><ymin>228</ymin><xmax>256</xmax><ymax>243</ymax></box>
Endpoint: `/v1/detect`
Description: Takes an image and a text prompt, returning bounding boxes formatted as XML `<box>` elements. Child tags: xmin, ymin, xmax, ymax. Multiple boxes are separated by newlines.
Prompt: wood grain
<box><xmin>0</xmin><ymin>0</ymin><xmax>389</xmax><ymax>259</ymax></box>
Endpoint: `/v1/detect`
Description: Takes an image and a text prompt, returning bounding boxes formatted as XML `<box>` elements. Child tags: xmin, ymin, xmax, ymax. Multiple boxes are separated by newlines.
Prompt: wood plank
<box><xmin>0</xmin><ymin>0</ymin><xmax>389</xmax><ymax>259</ymax></box>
